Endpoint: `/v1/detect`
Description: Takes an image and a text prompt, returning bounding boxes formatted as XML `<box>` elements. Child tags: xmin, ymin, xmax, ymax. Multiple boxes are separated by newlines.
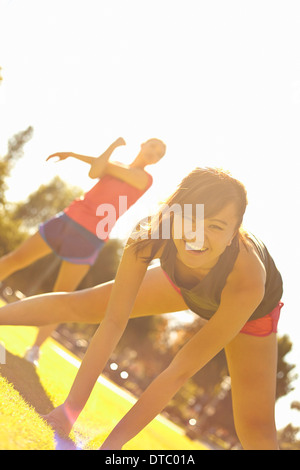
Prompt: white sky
<box><xmin>0</xmin><ymin>0</ymin><xmax>300</xmax><ymax>432</ymax></box>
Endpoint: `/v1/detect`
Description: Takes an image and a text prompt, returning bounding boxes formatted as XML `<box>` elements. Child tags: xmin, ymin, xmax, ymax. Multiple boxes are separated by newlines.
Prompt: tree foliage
<box><xmin>278</xmin><ymin>424</ymin><xmax>300</xmax><ymax>450</ymax></box>
<box><xmin>277</xmin><ymin>334</ymin><xmax>298</xmax><ymax>398</ymax></box>
<box><xmin>0</xmin><ymin>127</ymin><xmax>34</xmax><ymax>255</ymax></box>
<box><xmin>12</xmin><ymin>176</ymin><xmax>83</xmax><ymax>230</ymax></box>
<box><xmin>0</xmin><ymin>126</ymin><xmax>33</xmax><ymax>206</ymax></box>
<box><xmin>0</xmin><ymin>214</ymin><xmax>27</xmax><ymax>257</ymax></box>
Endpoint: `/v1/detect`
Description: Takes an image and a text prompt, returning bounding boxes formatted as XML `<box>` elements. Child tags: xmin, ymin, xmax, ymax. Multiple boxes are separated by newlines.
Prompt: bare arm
<box><xmin>88</xmin><ymin>138</ymin><xmax>150</xmax><ymax>190</ymax></box>
<box><xmin>88</xmin><ymin>137</ymin><xmax>126</xmax><ymax>178</ymax></box>
<box><xmin>100</xmin><ymin>251</ymin><xmax>266</xmax><ymax>449</ymax></box>
<box><xmin>47</xmin><ymin>137</ymin><xmax>150</xmax><ymax>190</ymax></box>
<box><xmin>45</xmin><ymin>137</ymin><xmax>126</xmax><ymax>175</ymax></box>
<box><xmin>57</xmin><ymin>244</ymin><xmax>150</xmax><ymax>424</ymax></box>
<box><xmin>46</xmin><ymin>151</ymin><xmax>94</xmax><ymax>165</ymax></box>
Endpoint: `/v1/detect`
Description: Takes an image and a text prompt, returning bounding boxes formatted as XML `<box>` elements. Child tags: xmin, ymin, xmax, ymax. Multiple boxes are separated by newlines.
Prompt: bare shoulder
<box><xmin>227</xmin><ymin>237</ymin><xmax>266</xmax><ymax>291</ymax></box>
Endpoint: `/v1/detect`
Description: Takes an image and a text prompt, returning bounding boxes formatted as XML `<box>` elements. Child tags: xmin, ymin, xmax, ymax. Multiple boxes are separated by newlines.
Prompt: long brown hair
<box><xmin>128</xmin><ymin>167</ymin><xmax>248</xmax><ymax>262</ymax></box>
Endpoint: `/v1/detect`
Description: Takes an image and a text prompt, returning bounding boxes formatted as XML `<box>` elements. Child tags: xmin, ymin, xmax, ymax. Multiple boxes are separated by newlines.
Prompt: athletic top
<box><xmin>160</xmin><ymin>232</ymin><xmax>283</xmax><ymax>321</ymax></box>
<box><xmin>64</xmin><ymin>171</ymin><xmax>153</xmax><ymax>240</ymax></box>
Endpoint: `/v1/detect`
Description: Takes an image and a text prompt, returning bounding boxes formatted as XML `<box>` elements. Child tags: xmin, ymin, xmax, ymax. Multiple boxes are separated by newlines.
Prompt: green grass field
<box><xmin>0</xmin><ymin>301</ymin><xmax>207</xmax><ymax>450</ymax></box>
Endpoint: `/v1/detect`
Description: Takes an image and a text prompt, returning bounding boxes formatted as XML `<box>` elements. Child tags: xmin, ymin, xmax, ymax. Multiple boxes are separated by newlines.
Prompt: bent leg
<box><xmin>0</xmin><ymin>232</ymin><xmax>52</xmax><ymax>281</ymax></box>
<box><xmin>225</xmin><ymin>332</ymin><xmax>278</xmax><ymax>450</ymax></box>
<box><xmin>0</xmin><ymin>266</ymin><xmax>188</xmax><ymax>326</ymax></box>
<box><xmin>31</xmin><ymin>261</ymin><xmax>91</xmax><ymax>347</ymax></box>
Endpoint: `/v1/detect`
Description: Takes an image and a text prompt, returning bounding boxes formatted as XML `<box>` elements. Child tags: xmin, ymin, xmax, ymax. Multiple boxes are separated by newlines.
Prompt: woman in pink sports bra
<box><xmin>0</xmin><ymin>167</ymin><xmax>283</xmax><ymax>450</ymax></box>
<box><xmin>0</xmin><ymin>137</ymin><xmax>166</xmax><ymax>363</ymax></box>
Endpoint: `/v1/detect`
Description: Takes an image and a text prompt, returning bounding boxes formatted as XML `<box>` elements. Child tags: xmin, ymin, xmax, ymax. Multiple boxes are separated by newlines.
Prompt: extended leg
<box><xmin>29</xmin><ymin>261</ymin><xmax>91</xmax><ymax>349</ymax></box>
<box><xmin>0</xmin><ymin>232</ymin><xmax>52</xmax><ymax>281</ymax></box>
<box><xmin>0</xmin><ymin>265</ymin><xmax>187</xmax><ymax>326</ymax></box>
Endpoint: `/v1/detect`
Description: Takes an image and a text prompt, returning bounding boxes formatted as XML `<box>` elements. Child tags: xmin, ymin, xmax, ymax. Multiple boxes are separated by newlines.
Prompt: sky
<box><xmin>0</xmin><ymin>0</ymin><xmax>300</xmax><ymax>432</ymax></box>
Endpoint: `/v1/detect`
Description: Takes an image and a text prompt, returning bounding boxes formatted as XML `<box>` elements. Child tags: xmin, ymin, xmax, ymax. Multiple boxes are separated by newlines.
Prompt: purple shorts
<box><xmin>39</xmin><ymin>212</ymin><xmax>105</xmax><ymax>265</ymax></box>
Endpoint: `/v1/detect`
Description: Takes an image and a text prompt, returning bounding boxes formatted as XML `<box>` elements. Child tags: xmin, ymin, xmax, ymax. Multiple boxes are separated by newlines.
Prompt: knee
<box><xmin>235</xmin><ymin>415</ymin><xmax>278</xmax><ymax>450</ymax></box>
<box><xmin>55</xmin><ymin>292</ymin><xmax>85</xmax><ymax>323</ymax></box>
<box><xmin>59</xmin><ymin>290</ymin><xmax>107</xmax><ymax>324</ymax></box>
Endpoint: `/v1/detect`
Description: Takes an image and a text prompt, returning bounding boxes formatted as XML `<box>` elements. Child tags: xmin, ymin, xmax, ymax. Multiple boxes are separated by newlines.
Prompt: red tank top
<box><xmin>64</xmin><ymin>172</ymin><xmax>153</xmax><ymax>240</ymax></box>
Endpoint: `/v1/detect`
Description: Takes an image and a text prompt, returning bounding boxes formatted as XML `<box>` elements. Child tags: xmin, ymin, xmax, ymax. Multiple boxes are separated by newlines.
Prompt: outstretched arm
<box><xmin>46</xmin><ymin>137</ymin><xmax>149</xmax><ymax>190</ymax></box>
<box><xmin>100</xmin><ymin>256</ymin><xmax>265</xmax><ymax>449</ymax></box>
<box><xmin>46</xmin><ymin>152</ymin><xmax>94</xmax><ymax>165</ymax></box>
<box><xmin>43</xmin><ymin>243</ymin><xmax>150</xmax><ymax>434</ymax></box>
<box><xmin>46</xmin><ymin>137</ymin><xmax>126</xmax><ymax>175</ymax></box>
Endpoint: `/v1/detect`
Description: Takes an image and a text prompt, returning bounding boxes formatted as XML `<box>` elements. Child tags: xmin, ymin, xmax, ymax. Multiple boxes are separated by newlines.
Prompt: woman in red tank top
<box><xmin>0</xmin><ymin>137</ymin><xmax>166</xmax><ymax>363</ymax></box>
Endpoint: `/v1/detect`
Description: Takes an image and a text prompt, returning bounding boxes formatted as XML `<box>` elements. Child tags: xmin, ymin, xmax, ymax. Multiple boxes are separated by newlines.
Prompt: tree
<box><xmin>291</xmin><ymin>401</ymin><xmax>300</xmax><ymax>411</ymax></box>
<box><xmin>276</xmin><ymin>335</ymin><xmax>298</xmax><ymax>398</ymax></box>
<box><xmin>0</xmin><ymin>126</ymin><xmax>33</xmax><ymax>206</ymax></box>
<box><xmin>0</xmin><ymin>127</ymin><xmax>34</xmax><ymax>255</ymax></box>
<box><xmin>278</xmin><ymin>424</ymin><xmax>300</xmax><ymax>450</ymax></box>
<box><xmin>12</xmin><ymin>176</ymin><xmax>83</xmax><ymax>230</ymax></box>
<box><xmin>0</xmin><ymin>215</ymin><xmax>27</xmax><ymax>258</ymax></box>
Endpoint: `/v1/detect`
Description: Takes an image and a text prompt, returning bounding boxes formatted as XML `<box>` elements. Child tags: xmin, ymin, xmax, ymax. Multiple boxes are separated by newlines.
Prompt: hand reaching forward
<box><xmin>46</xmin><ymin>152</ymin><xmax>73</xmax><ymax>162</ymax></box>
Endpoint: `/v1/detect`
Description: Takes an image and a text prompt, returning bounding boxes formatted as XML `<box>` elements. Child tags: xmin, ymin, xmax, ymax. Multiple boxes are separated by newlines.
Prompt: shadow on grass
<box><xmin>0</xmin><ymin>351</ymin><xmax>78</xmax><ymax>450</ymax></box>
<box><xmin>0</xmin><ymin>351</ymin><xmax>54</xmax><ymax>415</ymax></box>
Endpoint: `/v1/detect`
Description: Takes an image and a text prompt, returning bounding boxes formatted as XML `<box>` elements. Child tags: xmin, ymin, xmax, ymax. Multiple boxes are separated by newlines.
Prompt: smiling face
<box><xmin>172</xmin><ymin>202</ymin><xmax>239</xmax><ymax>271</ymax></box>
<box><xmin>130</xmin><ymin>167</ymin><xmax>248</xmax><ymax>267</ymax></box>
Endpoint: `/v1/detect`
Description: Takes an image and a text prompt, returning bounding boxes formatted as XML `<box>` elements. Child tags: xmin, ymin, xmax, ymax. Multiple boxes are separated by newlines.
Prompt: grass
<box><xmin>0</xmin><ymin>375</ymin><xmax>55</xmax><ymax>450</ymax></box>
<box><xmin>0</xmin><ymin>302</ymin><xmax>207</xmax><ymax>450</ymax></box>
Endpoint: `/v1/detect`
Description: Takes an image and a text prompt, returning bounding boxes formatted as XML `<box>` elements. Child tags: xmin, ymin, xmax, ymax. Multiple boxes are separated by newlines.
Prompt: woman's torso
<box><xmin>64</xmin><ymin>172</ymin><xmax>153</xmax><ymax>237</ymax></box>
<box><xmin>160</xmin><ymin>232</ymin><xmax>283</xmax><ymax>321</ymax></box>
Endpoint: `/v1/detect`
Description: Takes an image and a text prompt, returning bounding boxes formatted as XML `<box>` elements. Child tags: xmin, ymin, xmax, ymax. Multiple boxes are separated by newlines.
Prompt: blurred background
<box><xmin>0</xmin><ymin>0</ymin><xmax>299</xmax><ymax>449</ymax></box>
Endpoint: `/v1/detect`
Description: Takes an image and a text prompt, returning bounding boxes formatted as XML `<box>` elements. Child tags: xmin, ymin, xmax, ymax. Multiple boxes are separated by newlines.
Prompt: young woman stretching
<box><xmin>0</xmin><ymin>137</ymin><xmax>166</xmax><ymax>364</ymax></box>
<box><xmin>0</xmin><ymin>168</ymin><xmax>283</xmax><ymax>449</ymax></box>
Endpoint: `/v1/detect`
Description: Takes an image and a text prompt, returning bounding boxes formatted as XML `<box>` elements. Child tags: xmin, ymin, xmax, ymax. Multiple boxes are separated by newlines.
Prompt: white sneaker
<box><xmin>24</xmin><ymin>346</ymin><xmax>40</xmax><ymax>366</ymax></box>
